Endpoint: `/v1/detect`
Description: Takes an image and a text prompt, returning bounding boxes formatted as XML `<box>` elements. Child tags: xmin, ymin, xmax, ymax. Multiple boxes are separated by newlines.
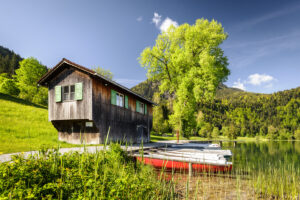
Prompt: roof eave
<box><xmin>37</xmin><ymin>58</ymin><xmax>157</xmax><ymax>105</ymax></box>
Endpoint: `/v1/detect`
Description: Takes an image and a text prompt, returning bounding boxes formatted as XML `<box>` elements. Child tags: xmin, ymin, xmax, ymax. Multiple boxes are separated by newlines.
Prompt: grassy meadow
<box><xmin>0</xmin><ymin>93</ymin><xmax>80</xmax><ymax>154</ymax></box>
<box><xmin>0</xmin><ymin>142</ymin><xmax>299</xmax><ymax>199</ymax></box>
<box><xmin>0</xmin><ymin>92</ymin><xmax>299</xmax><ymax>199</ymax></box>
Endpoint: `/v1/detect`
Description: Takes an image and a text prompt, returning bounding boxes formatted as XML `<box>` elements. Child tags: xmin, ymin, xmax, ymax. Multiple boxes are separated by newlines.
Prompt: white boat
<box><xmin>135</xmin><ymin>143</ymin><xmax>233</xmax><ymax>172</ymax></box>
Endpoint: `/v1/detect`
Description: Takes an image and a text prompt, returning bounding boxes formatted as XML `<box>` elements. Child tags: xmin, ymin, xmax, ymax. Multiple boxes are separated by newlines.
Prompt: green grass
<box><xmin>0</xmin><ymin>144</ymin><xmax>175</xmax><ymax>199</ymax></box>
<box><xmin>0</xmin><ymin>93</ymin><xmax>82</xmax><ymax>154</ymax></box>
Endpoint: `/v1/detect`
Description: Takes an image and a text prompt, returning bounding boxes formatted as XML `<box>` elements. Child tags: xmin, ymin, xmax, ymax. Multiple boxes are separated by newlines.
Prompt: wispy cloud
<box><xmin>152</xmin><ymin>13</ymin><xmax>162</xmax><ymax>26</ymax></box>
<box><xmin>224</xmin><ymin>30</ymin><xmax>300</xmax><ymax>68</ymax></box>
<box><xmin>136</xmin><ymin>16</ymin><xmax>143</xmax><ymax>22</ymax></box>
<box><xmin>235</xmin><ymin>2</ymin><xmax>300</xmax><ymax>30</ymax></box>
<box><xmin>233</xmin><ymin>79</ymin><xmax>246</xmax><ymax>90</ymax></box>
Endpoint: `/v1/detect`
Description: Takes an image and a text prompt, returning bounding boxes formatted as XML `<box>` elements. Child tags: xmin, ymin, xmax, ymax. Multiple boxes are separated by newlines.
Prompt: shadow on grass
<box><xmin>0</xmin><ymin>92</ymin><xmax>47</xmax><ymax>109</ymax></box>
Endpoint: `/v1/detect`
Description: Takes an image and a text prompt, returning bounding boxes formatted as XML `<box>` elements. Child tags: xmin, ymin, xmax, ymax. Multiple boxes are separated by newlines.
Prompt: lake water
<box><xmin>160</xmin><ymin>141</ymin><xmax>300</xmax><ymax>199</ymax></box>
<box><xmin>224</xmin><ymin>141</ymin><xmax>300</xmax><ymax>171</ymax></box>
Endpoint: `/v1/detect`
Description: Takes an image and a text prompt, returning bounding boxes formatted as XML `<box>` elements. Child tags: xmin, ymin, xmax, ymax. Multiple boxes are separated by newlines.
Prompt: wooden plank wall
<box><xmin>52</xmin><ymin>120</ymin><xmax>100</xmax><ymax>144</ymax></box>
<box><xmin>48</xmin><ymin>65</ymin><xmax>153</xmax><ymax>144</ymax></box>
<box><xmin>92</xmin><ymin>78</ymin><xmax>153</xmax><ymax>143</ymax></box>
<box><xmin>48</xmin><ymin>66</ymin><xmax>93</xmax><ymax>121</ymax></box>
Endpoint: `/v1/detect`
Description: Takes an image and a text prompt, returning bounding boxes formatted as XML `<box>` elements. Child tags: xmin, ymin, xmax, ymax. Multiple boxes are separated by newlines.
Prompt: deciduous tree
<box><xmin>15</xmin><ymin>57</ymin><xmax>48</xmax><ymax>105</ymax></box>
<box><xmin>139</xmin><ymin>19</ymin><xmax>229</xmax><ymax>137</ymax></box>
<box><xmin>93</xmin><ymin>66</ymin><xmax>113</xmax><ymax>80</ymax></box>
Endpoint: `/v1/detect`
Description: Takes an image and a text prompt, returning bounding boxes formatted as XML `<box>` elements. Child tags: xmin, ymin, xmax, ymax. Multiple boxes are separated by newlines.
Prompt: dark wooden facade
<box><xmin>38</xmin><ymin>58</ymin><xmax>154</xmax><ymax>144</ymax></box>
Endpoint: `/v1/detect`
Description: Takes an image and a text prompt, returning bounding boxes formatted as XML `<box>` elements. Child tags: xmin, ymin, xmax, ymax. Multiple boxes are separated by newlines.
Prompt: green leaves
<box><xmin>0</xmin><ymin>144</ymin><xmax>173</xmax><ymax>199</ymax></box>
<box><xmin>92</xmin><ymin>66</ymin><xmax>114</xmax><ymax>80</ymax></box>
<box><xmin>139</xmin><ymin>18</ymin><xmax>230</xmax><ymax>136</ymax></box>
<box><xmin>15</xmin><ymin>57</ymin><xmax>48</xmax><ymax>105</ymax></box>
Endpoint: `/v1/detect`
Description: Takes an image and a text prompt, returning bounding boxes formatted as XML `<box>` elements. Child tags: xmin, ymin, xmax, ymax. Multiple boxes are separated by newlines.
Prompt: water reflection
<box><xmin>223</xmin><ymin>141</ymin><xmax>300</xmax><ymax>171</ymax></box>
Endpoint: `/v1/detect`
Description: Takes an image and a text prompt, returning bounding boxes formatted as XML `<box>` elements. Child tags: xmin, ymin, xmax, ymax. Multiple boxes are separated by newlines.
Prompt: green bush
<box><xmin>0</xmin><ymin>144</ymin><xmax>174</xmax><ymax>199</ymax></box>
<box><xmin>294</xmin><ymin>129</ymin><xmax>300</xmax><ymax>140</ymax></box>
<box><xmin>278</xmin><ymin>129</ymin><xmax>293</xmax><ymax>140</ymax></box>
<box><xmin>0</xmin><ymin>73</ymin><xmax>19</xmax><ymax>96</ymax></box>
<box><xmin>267</xmin><ymin>125</ymin><xmax>279</xmax><ymax>140</ymax></box>
<box><xmin>211</xmin><ymin>127</ymin><xmax>220</xmax><ymax>138</ymax></box>
<box><xmin>198</xmin><ymin>123</ymin><xmax>212</xmax><ymax>138</ymax></box>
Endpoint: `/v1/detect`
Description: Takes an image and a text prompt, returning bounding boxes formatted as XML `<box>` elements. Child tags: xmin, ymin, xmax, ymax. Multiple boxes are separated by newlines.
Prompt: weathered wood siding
<box><xmin>48</xmin><ymin>67</ymin><xmax>92</xmax><ymax>121</ymax></box>
<box><xmin>47</xmin><ymin>64</ymin><xmax>153</xmax><ymax>144</ymax></box>
<box><xmin>52</xmin><ymin>120</ymin><xmax>100</xmax><ymax>144</ymax></box>
<box><xmin>92</xmin><ymin>78</ymin><xmax>153</xmax><ymax>143</ymax></box>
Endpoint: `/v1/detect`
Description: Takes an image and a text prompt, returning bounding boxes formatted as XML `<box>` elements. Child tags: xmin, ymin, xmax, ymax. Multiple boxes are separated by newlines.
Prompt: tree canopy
<box><xmin>0</xmin><ymin>45</ymin><xmax>22</xmax><ymax>77</ymax></box>
<box><xmin>139</xmin><ymin>19</ymin><xmax>230</xmax><ymax>137</ymax></box>
<box><xmin>15</xmin><ymin>57</ymin><xmax>48</xmax><ymax>105</ymax></box>
<box><xmin>93</xmin><ymin>66</ymin><xmax>114</xmax><ymax>80</ymax></box>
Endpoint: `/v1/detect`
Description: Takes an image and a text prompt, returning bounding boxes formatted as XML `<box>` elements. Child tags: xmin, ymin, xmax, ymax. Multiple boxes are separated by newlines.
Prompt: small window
<box><xmin>116</xmin><ymin>92</ymin><xmax>124</xmax><ymax>107</ymax></box>
<box><xmin>70</xmin><ymin>85</ymin><xmax>75</xmax><ymax>100</ymax></box>
<box><xmin>136</xmin><ymin>101</ymin><xmax>144</xmax><ymax>114</ymax></box>
<box><xmin>139</xmin><ymin>102</ymin><xmax>144</xmax><ymax>114</ymax></box>
<box><xmin>63</xmin><ymin>86</ymin><xmax>69</xmax><ymax>101</ymax></box>
<box><xmin>62</xmin><ymin>85</ymin><xmax>75</xmax><ymax>101</ymax></box>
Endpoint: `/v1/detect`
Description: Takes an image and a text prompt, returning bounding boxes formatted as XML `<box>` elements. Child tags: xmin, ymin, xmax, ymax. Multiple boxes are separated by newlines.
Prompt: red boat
<box><xmin>135</xmin><ymin>143</ymin><xmax>233</xmax><ymax>173</ymax></box>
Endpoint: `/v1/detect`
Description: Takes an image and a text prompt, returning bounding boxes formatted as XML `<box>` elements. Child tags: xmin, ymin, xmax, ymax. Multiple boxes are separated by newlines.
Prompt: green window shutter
<box><xmin>125</xmin><ymin>95</ymin><xmax>128</xmax><ymax>109</ymax></box>
<box><xmin>136</xmin><ymin>100</ymin><xmax>140</xmax><ymax>112</ymax></box>
<box><xmin>75</xmin><ymin>82</ymin><xmax>83</xmax><ymax>100</ymax></box>
<box><xmin>111</xmin><ymin>90</ymin><xmax>116</xmax><ymax>105</ymax></box>
<box><xmin>145</xmin><ymin>104</ymin><xmax>147</xmax><ymax>114</ymax></box>
<box><xmin>55</xmin><ymin>86</ymin><xmax>61</xmax><ymax>102</ymax></box>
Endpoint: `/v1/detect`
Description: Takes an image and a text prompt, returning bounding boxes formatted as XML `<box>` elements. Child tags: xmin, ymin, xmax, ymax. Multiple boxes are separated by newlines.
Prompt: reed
<box><xmin>0</xmin><ymin>144</ymin><xmax>176</xmax><ymax>199</ymax></box>
<box><xmin>0</xmin><ymin>140</ymin><xmax>299</xmax><ymax>199</ymax></box>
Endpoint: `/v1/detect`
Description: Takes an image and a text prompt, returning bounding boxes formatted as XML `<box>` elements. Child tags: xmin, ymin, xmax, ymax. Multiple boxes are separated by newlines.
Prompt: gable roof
<box><xmin>38</xmin><ymin>58</ymin><xmax>155</xmax><ymax>105</ymax></box>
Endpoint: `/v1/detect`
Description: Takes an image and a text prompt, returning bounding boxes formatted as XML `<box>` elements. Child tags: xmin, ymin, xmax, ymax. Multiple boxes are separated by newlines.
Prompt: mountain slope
<box><xmin>0</xmin><ymin>45</ymin><xmax>23</xmax><ymax>76</ymax></box>
<box><xmin>131</xmin><ymin>80</ymin><xmax>251</xmax><ymax>101</ymax></box>
<box><xmin>131</xmin><ymin>79</ymin><xmax>300</xmax><ymax>137</ymax></box>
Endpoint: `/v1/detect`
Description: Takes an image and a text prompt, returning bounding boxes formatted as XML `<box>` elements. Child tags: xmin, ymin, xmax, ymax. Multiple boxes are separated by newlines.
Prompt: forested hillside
<box><xmin>0</xmin><ymin>45</ymin><xmax>48</xmax><ymax>105</ymax></box>
<box><xmin>132</xmin><ymin>80</ymin><xmax>300</xmax><ymax>139</ymax></box>
<box><xmin>0</xmin><ymin>45</ymin><xmax>23</xmax><ymax>76</ymax></box>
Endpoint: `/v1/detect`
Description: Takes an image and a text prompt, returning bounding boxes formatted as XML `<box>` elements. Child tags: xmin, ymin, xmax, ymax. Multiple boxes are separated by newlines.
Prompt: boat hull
<box><xmin>136</xmin><ymin>157</ymin><xmax>232</xmax><ymax>173</ymax></box>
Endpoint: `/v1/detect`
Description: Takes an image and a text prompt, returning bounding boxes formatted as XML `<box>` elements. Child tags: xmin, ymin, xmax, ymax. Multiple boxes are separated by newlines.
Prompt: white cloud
<box><xmin>159</xmin><ymin>17</ymin><xmax>179</xmax><ymax>32</ymax></box>
<box><xmin>152</xmin><ymin>13</ymin><xmax>161</xmax><ymax>26</ymax></box>
<box><xmin>232</xmin><ymin>74</ymin><xmax>276</xmax><ymax>91</ymax></box>
<box><xmin>232</xmin><ymin>79</ymin><xmax>246</xmax><ymax>91</ymax></box>
<box><xmin>136</xmin><ymin>16</ymin><xmax>143</xmax><ymax>22</ymax></box>
<box><xmin>247</xmin><ymin>73</ymin><xmax>275</xmax><ymax>86</ymax></box>
<box><xmin>151</xmin><ymin>13</ymin><xmax>178</xmax><ymax>32</ymax></box>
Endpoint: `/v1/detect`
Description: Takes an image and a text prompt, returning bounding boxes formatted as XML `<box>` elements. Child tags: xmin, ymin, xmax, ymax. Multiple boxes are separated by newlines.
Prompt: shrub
<box><xmin>221</xmin><ymin>126</ymin><xmax>229</xmax><ymax>136</ymax></box>
<box><xmin>278</xmin><ymin>129</ymin><xmax>293</xmax><ymax>140</ymax></box>
<box><xmin>198</xmin><ymin>123</ymin><xmax>212</xmax><ymax>138</ymax></box>
<box><xmin>228</xmin><ymin>124</ymin><xmax>237</xmax><ymax>139</ymax></box>
<box><xmin>0</xmin><ymin>144</ymin><xmax>174</xmax><ymax>199</ymax></box>
<box><xmin>267</xmin><ymin>125</ymin><xmax>279</xmax><ymax>140</ymax></box>
<box><xmin>0</xmin><ymin>73</ymin><xmax>19</xmax><ymax>96</ymax></box>
<box><xmin>212</xmin><ymin>127</ymin><xmax>220</xmax><ymax>138</ymax></box>
<box><xmin>294</xmin><ymin>129</ymin><xmax>300</xmax><ymax>140</ymax></box>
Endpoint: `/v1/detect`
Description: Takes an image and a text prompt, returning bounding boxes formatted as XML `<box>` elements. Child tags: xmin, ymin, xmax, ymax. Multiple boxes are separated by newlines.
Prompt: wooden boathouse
<box><xmin>38</xmin><ymin>58</ymin><xmax>155</xmax><ymax>144</ymax></box>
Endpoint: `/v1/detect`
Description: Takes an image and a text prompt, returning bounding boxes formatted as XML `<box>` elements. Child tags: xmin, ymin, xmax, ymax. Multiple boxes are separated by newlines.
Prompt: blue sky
<box><xmin>1</xmin><ymin>0</ymin><xmax>300</xmax><ymax>93</ymax></box>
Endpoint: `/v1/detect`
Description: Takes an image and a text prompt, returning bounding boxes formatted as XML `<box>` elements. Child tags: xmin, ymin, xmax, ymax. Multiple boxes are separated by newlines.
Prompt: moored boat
<box><xmin>134</xmin><ymin>143</ymin><xmax>233</xmax><ymax>173</ymax></box>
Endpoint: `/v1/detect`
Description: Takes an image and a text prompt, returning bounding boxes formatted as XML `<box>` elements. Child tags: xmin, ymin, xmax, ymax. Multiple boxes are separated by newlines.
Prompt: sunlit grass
<box><xmin>0</xmin><ymin>93</ymin><xmax>82</xmax><ymax>153</ymax></box>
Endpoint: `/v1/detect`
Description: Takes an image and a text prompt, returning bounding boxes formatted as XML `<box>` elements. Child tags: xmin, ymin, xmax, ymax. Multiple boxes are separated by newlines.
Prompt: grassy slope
<box><xmin>0</xmin><ymin>93</ymin><xmax>81</xmax><ymax>154</ymax></box>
